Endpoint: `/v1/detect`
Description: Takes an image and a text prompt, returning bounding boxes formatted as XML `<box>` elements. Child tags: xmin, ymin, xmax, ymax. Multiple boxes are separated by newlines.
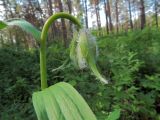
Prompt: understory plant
<box><xmin>0</xmin><ymin>12</ymin><xmax>114</xmax><ymax>120</ymax></box>
<box><xmin>97</xmin><ymin>30</ymin><xmax>160</xmax><ymax>120</ymax></box>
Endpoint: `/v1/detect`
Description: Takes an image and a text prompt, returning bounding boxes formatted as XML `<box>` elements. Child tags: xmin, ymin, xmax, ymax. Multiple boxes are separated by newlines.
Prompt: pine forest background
<box><xmin>0</xmin><ymin>0</ymin><xmax>160</xmax><ymax>120</ymax></box>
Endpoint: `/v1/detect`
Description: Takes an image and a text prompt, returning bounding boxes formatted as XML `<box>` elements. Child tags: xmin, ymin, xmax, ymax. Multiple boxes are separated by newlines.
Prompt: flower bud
<box><xmin>70</xmin><ymin>29</ymin><xmax>108</xmax><ymax>84</ymax></box>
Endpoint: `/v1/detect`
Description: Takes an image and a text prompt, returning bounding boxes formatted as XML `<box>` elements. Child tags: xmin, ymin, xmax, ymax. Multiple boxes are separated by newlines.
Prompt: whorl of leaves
<box><xmin>32</xmin><ymin>82</ymin><xmax>97</xmax><ymax>120</ymax></box>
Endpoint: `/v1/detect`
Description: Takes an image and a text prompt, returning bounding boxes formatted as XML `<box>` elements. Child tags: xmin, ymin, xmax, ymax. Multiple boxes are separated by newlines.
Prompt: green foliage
<box><xmin>96</xmin><ymin>27</ymin><xmax>160</xmax><ymax>120</ymax></box>
<box><xmin>0</xmin><ymin>47</ymin><xmax>39</xmax><ymax>120</ymax></box>
<box><xmin>127</xmin><ymin>28</ymin><xmax>160</xmax><ymax>72</ymax></box>
<box><xmin>0</xmin><ymin>27</ymin><xmax>160</xmax><ymax>120</ymax></box>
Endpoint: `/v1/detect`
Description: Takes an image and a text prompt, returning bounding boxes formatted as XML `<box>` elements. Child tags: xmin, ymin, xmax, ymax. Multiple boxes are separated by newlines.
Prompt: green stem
<box><xmin>40</xmin><ymin>12</ymin><xmax>81</xmax><ymax>90</ymax></box>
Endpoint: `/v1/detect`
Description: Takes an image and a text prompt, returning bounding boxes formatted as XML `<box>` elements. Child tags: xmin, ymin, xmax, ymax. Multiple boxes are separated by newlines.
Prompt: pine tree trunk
<box><xmin>47</xmin><ymin>0</ymin><xmax>57</xmax><ymax>39</ymax></box>
<box><xmin>57</xmin><ymin>0</ymin><xmax>68</xmax><ymax>47</ymax></box>
<box><xmin>103</xmin><ymin>0</ymin><xmax>109</xmax><ymax>34</ymax></box>
<box><xmin>115</xmin><ymin>0</ymin><xmax>119</xmax><ymax>33</ymax></box>
<box><xmin>107</xmin><ymin>0</ymin><xmax>113</xmax><ymax>32</ymax></box>
<box><xmin>95</xmin><ymin>4</ymin><xmax>101</xmax><ymax>32</ymax></box>
<box><xmin>140</xmin><ymin>0</ymin><xmax>146</xmax><ymax>29</ymax></box>
<box><xmin>155</xmin><ymin>0</ymin><xmax>158</xmax><ymax>27</ymax></box>
<box><xmin>128</xmin><ymin>0</ymin><xmax>133</xmax><ymax>29</ymax></box>
<box><xmin>66</xmin><ymin>0</ymin><xmax>73</xmax><ymax>37</ymax></box>
<box><xmin>84</xmin><ymin>0</ymin><xmax>88</xmax><ymax>28</ymax></box>
<box><xmin>133</xmin><ymin>1</ymin><xmax>138</xmax><ymax>29</ymax></box>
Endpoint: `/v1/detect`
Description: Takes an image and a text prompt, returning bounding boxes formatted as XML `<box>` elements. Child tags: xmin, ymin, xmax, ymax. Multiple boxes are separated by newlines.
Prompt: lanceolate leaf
<box><xmin>88</xmin><ymin>54</ymin><xmax>108</xmax><ymax>84</ymax></box>
<box><xmin>0</xmin><ymin>19</ymin><xmax>41</xmax><ymax>40</ymax></box>
<box><xmin>32</xmin><ymin>82</ymin><xmax>97</xmax><ymax>120</ymax></box>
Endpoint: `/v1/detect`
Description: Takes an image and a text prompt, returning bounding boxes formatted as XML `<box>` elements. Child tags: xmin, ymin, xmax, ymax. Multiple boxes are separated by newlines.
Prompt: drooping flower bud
<box><xmin>70</xmin><ymin>30</ymin><xmax>79</xmax><ymax>68</ymax></box>
<box><xmin>70</xmin><ymin>29</ymin><xmax>108</xmax><ymax>84</ymax></box>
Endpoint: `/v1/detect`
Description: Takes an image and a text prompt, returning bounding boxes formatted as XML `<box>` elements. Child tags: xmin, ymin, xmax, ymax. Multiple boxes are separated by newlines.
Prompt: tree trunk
<box><xmin>66</xmin><ymin>0</ymin><xmax>73</xmax><ymax>37</ymax></box>
<box><xmin>115</xmin><ymin>0</ymin><xmax>119</xmax><ymax>33</ymax></box>
<box><xmin>140</xmin><ymin>0</ymin><xmax>146</xmax><ymax>29</ymax></box>
<box><xmin>107</xmin><ymin>0</ymin><xmax>113</xmax><ymax>32</ymax></box>
<box><xmin>95</xmin><ymin>4</ymin><xmax>101</xmax><ymax>32</ymax></box>
<box><xmin>103</xmin><ymin>0</ymin><xmax>109</xmax><ymax>34</ymax></box>
<box><xmin>84</xmin><ymin>0</ymin><xmax>88</xmax><ymax>28</ymax></box>
<box><xmin>48</xmin><ymin>0</ymin><xmax>53</xmax><ymax>16</ymax></box>
<box><xmin>133</xmin><ymin>1</ymin><xmax>138</xmax><ymax>29</ymax></box>
<box><xmin>47</xmin><ymin>0</ymin><xmax>57</xmax><ymax>39</ymax></box>
<box><xmin>57</xmin><ymin>0</ymin><xmax>68</xmax><ymax>47</ymax></box>
<box><xmin>155</xmin><ymin>0</ymin><xmax>158</xmax><ymax>27</ymax></box>
<box><xmin>128</xmin><ymin>0</ymin><xmax>133</xmax><ymax>29</ymax></box>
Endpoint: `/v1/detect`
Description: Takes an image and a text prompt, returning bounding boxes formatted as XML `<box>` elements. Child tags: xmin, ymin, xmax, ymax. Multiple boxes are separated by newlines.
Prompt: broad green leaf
<box><xmin>56</xmin><ymin>82</ymin><xmax>97</xmax><ymax>120</ymax></box>
<box><xmin>32</xmin><ymin>82</ymin><xmax>97</xmax><ymax>120</ymax></box>
<box><xmin>0</xmin><ymin>19</ymin><xmax>41</xmax><ymax>40</ymax></box>
<box><xmin>32</xmin><ymin>91</ymin><xmax>49</xmax><ymax>120</ymax></box>
<box><xmin>105</xmin><ymin>109</ymin><xmax>121</xmax><ymax>120</ymax></box>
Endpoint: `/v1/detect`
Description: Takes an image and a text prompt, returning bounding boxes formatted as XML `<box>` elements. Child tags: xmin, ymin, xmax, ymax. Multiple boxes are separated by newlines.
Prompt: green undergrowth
<box><xmin>0</xmin><ymin>28</ymin><xmax>160</xmax><ymax>120</ymax></box>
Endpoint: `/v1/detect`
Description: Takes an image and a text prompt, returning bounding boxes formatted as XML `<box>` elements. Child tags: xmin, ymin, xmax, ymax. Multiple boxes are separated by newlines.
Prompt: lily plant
<box><xmin>0</xmin><ymin>12</ymin><xmax>116</xmax><ymax>120</ymax></box>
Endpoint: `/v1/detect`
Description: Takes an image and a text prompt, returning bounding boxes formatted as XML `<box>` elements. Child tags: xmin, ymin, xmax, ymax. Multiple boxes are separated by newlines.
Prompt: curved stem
<box><xmin>40</xmin><ymin>12</ymin><xmax>81</xmax><ymax>90</ymax></box>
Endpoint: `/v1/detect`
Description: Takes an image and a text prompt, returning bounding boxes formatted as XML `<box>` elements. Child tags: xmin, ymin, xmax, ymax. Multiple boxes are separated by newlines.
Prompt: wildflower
<box><xmin>70</xmin><ymin>29</ymin><xmax>108</xmax><ymax>84</ymax></box>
